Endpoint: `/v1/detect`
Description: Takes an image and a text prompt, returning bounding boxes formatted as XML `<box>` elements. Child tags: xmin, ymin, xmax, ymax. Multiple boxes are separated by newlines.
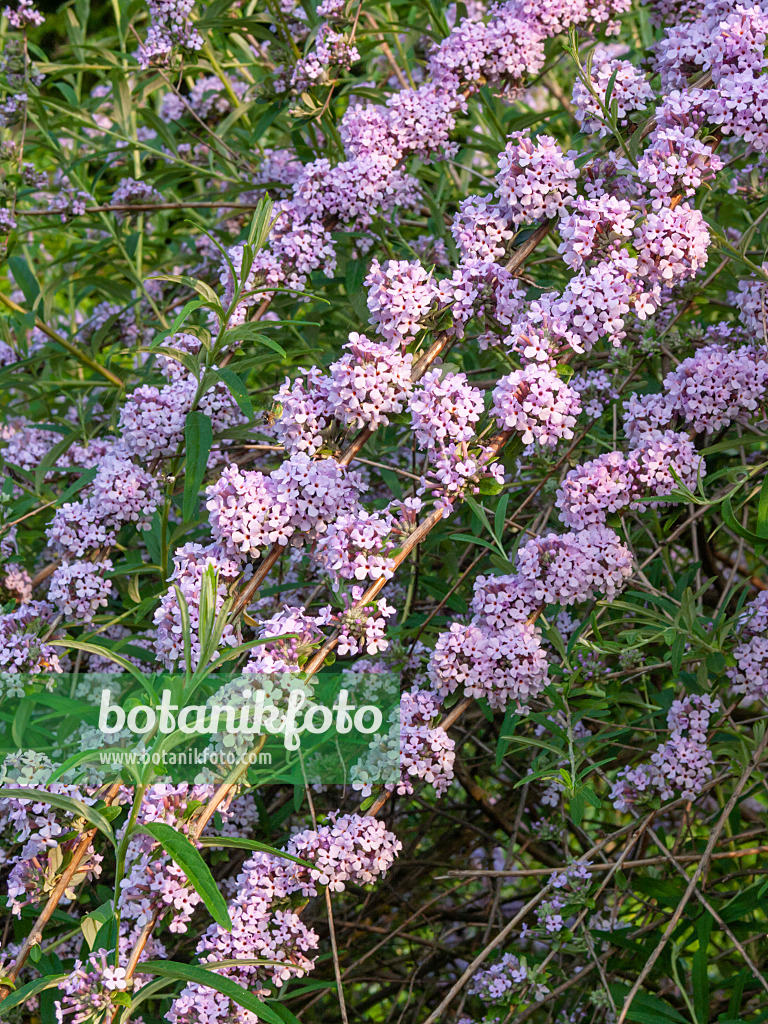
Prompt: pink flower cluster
<box><xmin>624</xmin><ymin>343</ymin><xmax>768</xmax><ymax>438</ymax></box>
<box><xmin>169</xmin><ymin>814</ymin><xmax>400</xmax><ymax>1021</ymax></box>
<box><xmin>727</xmin><ymin>591</ymin><xmax>768</xmax><ymax>701</ymax></box>
<box><xmin>556</xmin><ymin>430</ymin><xmax>704</xmax><ymax>529</ymax></box>
<box><xmin>153</xmin><ymin>543</ymin><xmax>241</xmax><ymax>670</ymax></box>
<box><xmin>491</xmin><ymin>364</ymin><xmax>581</xmax><ymax>447</ymax></box>
<box><xmin>47</xmin><ymin>559</ymin><xmax>114</xmax><ymax>623</ymax></box>
<box><xmin>206</xmin><ymin>455</ymin><xmax>363</xmax><ymax>559</ymax></box>
<box><xmin>611</xmin><ymin>694</ymin><xmax>720</xmax><ymax>811</ymax></box>
<box><xmin>495</xmin><ymin>133</ymin><xmax>579</xmax><ymax>226</ymax></box>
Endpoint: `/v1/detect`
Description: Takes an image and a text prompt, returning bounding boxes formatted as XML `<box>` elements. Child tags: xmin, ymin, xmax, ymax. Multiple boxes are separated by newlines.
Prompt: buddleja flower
<box><xmin>557</xmin><ymin>195</ymin><xmax>635</xmax><ymax>270</ymax></box>
<box><xmin>325</xmin><ymin>332</ymin><xmax>414</xmax><ymax>429</ymax></box>
<box><xmin>514</xmin><ymin>526</ymin><xmax>633</xmax><ymax>605</ymax></box>
<box><xmin>313</xmin><ymin>508</ymin><xmax>397</xmax><ymax>585</ymax></box>
<box><xmin>318</xmin><ymin>587</ymin><xmax>397</xmax><ymax>655</ymax></box>
<box><xmin>495</xmin><ymin>132</ymin><xmax>579</xmax><ymax>225</ymax></box>
<box><xmin>573</xmin><ymin>50</ymin><xmax>654</xmax><ymax>136</ymax></box>
<box><xmin>556</xmin><ymin>431</ymin><xmax>704</xmax><ymax>529</ymax></box>
<box><xmin>634</xmin><ymin>203</ymin><xmax>710</xmax><ymax>284</ymax></box>
<box><xmin>4</xmin><ymin>0</ymin><xmax>44</xmax><ymax>28</ymax></box>
<box><xmin>727</xmin><ymin>592</ymin><xmax>768</xmax><ymax>701</ymax></box>
<box><xmin>624</xmin><ymin>343</ymin><xmax>768</xmax><ymax>438</ymax></box>
<box><xmin>365</xmin><ymin>259</ymin><xmax>439</xmax><ymax>344</ymax></box>
<box><xmin>137</xmin><ymin>0</ymin><xmax>203</xmax><ymax>67</ymax></box>
<box><xmin>409</xmin><ymin>369</ymin><xmax>484</xmax><ymax>448</ymax></box>
<box><xmin>611</xmin><ymin>695</ymin><xmax>720</xmax><ymax>811</ymax></box>
<box><xmin>208</xmin><ymin>455</ymin><xmax>363</xmax><ymax>559</ymax></box>
<box><xmin>47</xmin><ymin>560</ymin><xmax>114</xmax><ymax>623</ymax></box>
<box><xmin>0</xmin><ymin>602</ymin><xmax>62</xmax><ymax>695</ymax></box>
<box><xmin>119</xmin><ymin>378</ymin><xmax>243</xmax><ymax>459</ymax></box>
<box><xmin>491</xmin><ymin>364</ymin><xmax>581</xmax><ymax>446</ymax></box>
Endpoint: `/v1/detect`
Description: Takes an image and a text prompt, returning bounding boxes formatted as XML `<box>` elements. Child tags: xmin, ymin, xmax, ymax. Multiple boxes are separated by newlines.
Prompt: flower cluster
<box><xmin>206</xmin><ymin>455</ymin><xmax>363</xmax><ymax>559</ymax></box>
<box><xmin>47</xmin><ymin>559</ymin><xmax>114</xmax><ymax>623</ymax></box>
<box><xmin>610</xmin><ymin>694</ymin><xmax>720</xmax><ymax>811</ymax></box>
<box><xmin>491</xmin><ymin>364</ymin><xmax>581</xmax><ymax>447</ymax></box>
<box><xmin>137</xmin><ymin>0</ymin><xmax>203</xmax><ymax>67</ymax></box>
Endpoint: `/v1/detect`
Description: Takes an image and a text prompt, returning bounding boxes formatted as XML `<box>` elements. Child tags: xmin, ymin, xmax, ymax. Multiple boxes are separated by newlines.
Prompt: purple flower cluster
<box><xmin>47</xmin><ymin>450</ymin><xmax>162</xmax><ymax>557</ymax></box>
<box><xmin>573</xmin><ymin>50</ymin><xmax>654</xmax><ymax>136</ymax></box>
<box><xmin>137</xmin><ymin>0</ymin><xmax>203</xmax><ymax>67</ymax></box>
<box><xmin>409</xmin><ymin>369</ymin><xmax>485</xmax><ymax>448</ymax></box>
<box><xmin>119</xmin><ymin>378</ymin><xmax>243</xmax><ymax>460</ymax></box>
<box><xmin>611</xmin><ymin>694</ymin><xmax>720</xmax><ymax>811</ymax></box>
<box><xmin>495</xmin><ymin>133</ymin><xmax>579</xmax><ymax>226</ymax></box>
<box><xmin>313</xmin><ymin>508</ymin><xmax>397</xmax><ymax>585</ymax></box>
<box><xmin>727</xmin><ymin>591</ymin><xmax>768</xmax><ymax>701</ymax></box>
<box><xmin>47</xmin><ymin>559</ymin><xmax>114</xmax><ymax>623</ymax></box>
<box><xmin>365</xmin><ymin>259</ymin><xmax>439</xmax><ymax>345</ymax></box>
<box><xmin>468</xmin><ymin>952</ymin><xmax>528</xmax><ymax>999</ymax></box>
<box><xmin>556</xmin><ymin>430</ymin><xmax>704</xmax><ymax>529</ymax></box>
<box><xmin>624</xmin><ymin>343</ymin><xmax>768</xmax><ymax>438</ymax></box>
<box><xmin>0</xmin><ymin>602</ymin><xmax>62</xmax><ymax>693</ymax></box>
<box><xmin>153</xmin><ymin>543</ymin><xmax>241</xmax><ymax>670</ymax></box>
<box><xmin>491</xmin><ymin>364</ymin><xmax>581</xmax><ymax>447</ymax></box>
<box><xmin>4</xmin><ymin>0</ymin><xmax>43</xmax><ymax>27</ymax></box>
<box><xmin>206</xmin><ymin>455</ymin><xmax>363</xmax><ymax>559</ymax></box>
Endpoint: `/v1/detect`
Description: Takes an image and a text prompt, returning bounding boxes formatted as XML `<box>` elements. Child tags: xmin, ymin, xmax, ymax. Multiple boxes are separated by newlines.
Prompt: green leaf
<box><xmin>138</xmin><ymin>960</ymin><xmax>286</xmax><ymax>1023</ymax></box>
<box><xmin>12</xmin><ymin>697</ymin><xmax>35</xmax><ymax>748</ymax></box>
<box><xmin>0</xmin><ymin>787</ymin><xmax>116</xmax><ymax>846</ymax></box>
<box><xmin>150</xmin><ymin>274</ymin><xmax>222</xmax><ymax>310</ymax></box>
<box><xmin>197</xmin><ymin>835</ymin><xmax>313</xmax><ymax>868</ymax></box>
<box><xmin>137</xmin><ymin>822</ymin><xmax>232</xmax><ymax>931</ymax></box>
<box><xmin>8</xmin><ymin>257</ymin><xmax>40</xmax><ymax>308</ymax></box>
<box><xmin>183</xmin><ymin>411</ymin><xmax>213</xmax><ymax>522</ymax></box>
<box><xmin>0</xmin><ymin>973</ymin><xmax>66</xmax><ymax>1017</ymax></box>
<box><xmin>215</xmin><ymin>368</ymin><xmax>254</xmax><ymax>420</ymax></box>
<box><xmin>570</xmin><ymin>789</ymin><xmax>585</xmax><ymax>826</ymax></box>
<box><xmin>55</xmin><ymin>467</ymin><xmax>98</xmax><ymax>506</ymax></box>
<box><xmin>80</xmin><ymin>900</ymin><xmax>115</xmax><ymax>950</ymax></box>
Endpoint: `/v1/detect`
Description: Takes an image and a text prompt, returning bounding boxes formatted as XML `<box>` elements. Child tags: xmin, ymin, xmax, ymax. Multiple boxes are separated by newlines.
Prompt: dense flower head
<box><xmin>325</xmin><ymin>332</ymin><xmax>414</xmax><ymax>429</ymax></box>
<box><xmin>638</xmin><ymin>127</ymin><xmax>724</xmax><ymax>206</ymax></box>
<box><xmin>556</xmin><ymin>431</ymin><xmax>704</xmax><ymax>528</ymax></box>
<box><xmin>47</xmin><ymin>559</ymin><xmax>114</xmax><ymax>623</ymax></box>
<box><xmin>46</xmin><ymin>452</ymin><xmax>162</xmax><ymax>557</ymax></box>
<box><xmin>557</xmin><ymin>195</ymin><xmax>635</xmax><ymax>270</ymax></box>
<box><xmin>287</xmin><ymin>813</ymin><xmax>402</xmax><ymax>891</ymax></box>
<box><xmin>624</xmin><ymin>343</ymin><xmax>768</xmax><ymax>438</ymax></box>
<box><xmin>119</xmin><ymin>377</ymin><xmax>243</xmax><ymax>459</ymax></box>
<box><xmin>727</xmin><ymin>591</ymin><xmax>768</xmax><ymax>700</ymax></box>
<box><xmin>365</xmin><ymin>259</ymin><xmax>439</xmax><ymax>345</ymax></box>
<box><xmin>153</xmin><ymin>542</ymin><xmax>241</xmax><ymax>669</ymax></box>
<box><xmin>409</xmin><ymin>368</ymin><xmax>485</xmax><ymax>448</ymax></box>
<box><xmin>429</xmin><ymin>617</ymin><xmax>550</xmax><ymax>710</ymax></box>
<box><xmin>573</xmin><ymin>50</ymin><xmax>654</xmax><ymax>136</ymax></box>
<box><xmin>313</xmin><ymin>508</ymin><xmax>397</xmax><ymax>585</ymax></box>
<box><xmin>495</xmin><ymin>132</ymin><xmax>579</xmax><ymax>225</ymax></box>
<box><xmin>515</xmin><ymin>526</ymin><xmax>633</xmax><ymax>605</ymax></box>
<box><xmin>611</xmin><ymin>694</ymin><xmax>720</xmax><ymax>810</ymax></box>
<box><xmin>635</xmin><ymin>202</ymin><xmax>710</xmax><ymax>284</ymax></box>
<box><xmin>428</xmin><ymin>4</ymin><xmax>547</xmax><ymax>91</ymax></box>
<box><xmin>451</xmin><ymin>193</ymin><xmax>514</xmax><ymax>262</ymax></box>
<box><xmin>137</xmin><ymin>0</ymin><xmax>203</xmax><ymax>67</ymax></box>
<box><xmin>491</xmin><ymin>364</ymin><xmax>581</xmax><ymax>446</ymax></box>
<box><xmin>207</xmin><ymin>455</ymin><xmax>363</xmax><ymax>559</ymax></box>
<box><xmin>0</xmin><ymin>602</ymin><xmax>62</xmax><ymax>692</ymax></box>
